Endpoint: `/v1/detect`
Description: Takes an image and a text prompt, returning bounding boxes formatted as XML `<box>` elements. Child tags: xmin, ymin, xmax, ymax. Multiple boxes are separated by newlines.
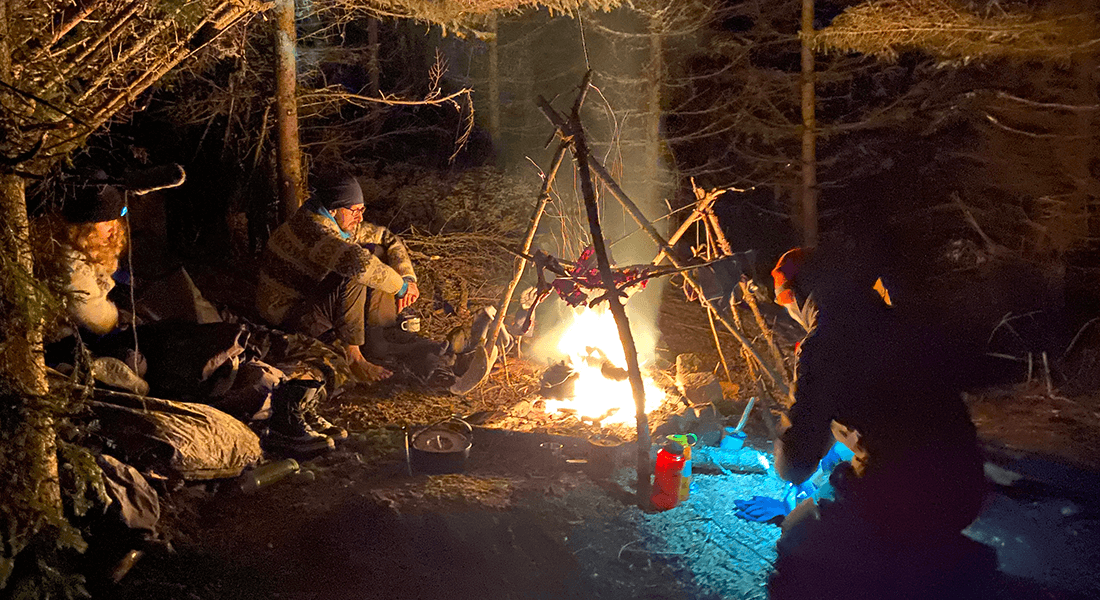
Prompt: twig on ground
<box><xmin>618</xmin><ymin>539</ymin><xmax>641</xmax><ymax>560</ymax></box>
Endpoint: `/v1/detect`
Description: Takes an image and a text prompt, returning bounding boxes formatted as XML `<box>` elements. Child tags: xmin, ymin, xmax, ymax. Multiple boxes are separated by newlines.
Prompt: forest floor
<box><xmin>108</xmin><ymin>279</ymin><xmax>1100</xmax><ymax>600</ymax></box>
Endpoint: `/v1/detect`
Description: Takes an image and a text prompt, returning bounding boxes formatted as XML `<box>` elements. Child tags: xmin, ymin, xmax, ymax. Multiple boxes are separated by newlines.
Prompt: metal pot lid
<box><xmin>411</xmin><ymin>428</ymin><xmax>470</xmax><ymax>453</ymax></box>
<box><xmin>589</xmin><ymin>433</ymin><xmax>625</xmax><ymax>448</ymax></box>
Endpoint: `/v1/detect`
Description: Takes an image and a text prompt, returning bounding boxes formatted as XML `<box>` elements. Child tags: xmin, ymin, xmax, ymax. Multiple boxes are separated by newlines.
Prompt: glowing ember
<box><xmin>542</xmin><ymin>306</ymin><xmax>667</xmax><ymax>425</ymax></box>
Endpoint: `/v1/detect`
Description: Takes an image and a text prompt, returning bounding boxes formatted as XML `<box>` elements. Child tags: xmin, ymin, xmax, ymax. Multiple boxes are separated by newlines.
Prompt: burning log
<box><xmin>539</xmin><ymin>361</ymin><xmax>578</xmax><ymax>399</ymax></box>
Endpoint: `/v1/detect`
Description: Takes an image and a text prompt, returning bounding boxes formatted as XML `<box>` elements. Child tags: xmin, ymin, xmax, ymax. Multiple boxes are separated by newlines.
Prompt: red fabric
<box><xmin>552</xmin><ymin>246</ymin><xmax>651</xmax><ymax>307</ymax></box>
<box><xmin>772</xmin><ymin>247</ymin><xmax>805</xmax><ymax>307</ymax></box>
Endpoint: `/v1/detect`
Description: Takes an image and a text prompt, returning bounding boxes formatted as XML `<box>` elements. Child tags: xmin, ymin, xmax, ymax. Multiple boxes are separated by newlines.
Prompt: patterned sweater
<box><xmin>62</xmin><ymin>248</ymin><xmax>120</xmax><ymax>335</ymax></box>
<box><xmin>256</xmin><ymin>206</ymin><xmax>415</xmax><ymax>326</ymax></box>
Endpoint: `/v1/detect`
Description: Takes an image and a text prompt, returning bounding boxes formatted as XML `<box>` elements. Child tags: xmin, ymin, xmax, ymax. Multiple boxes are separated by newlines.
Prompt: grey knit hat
<box><xmin>311</xmin><ymin>171</ymin><xmax>364</xmax><ymax>211</ymax></box>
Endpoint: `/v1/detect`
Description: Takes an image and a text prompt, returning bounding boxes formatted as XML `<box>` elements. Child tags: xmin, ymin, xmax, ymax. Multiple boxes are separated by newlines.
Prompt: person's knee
<box><xmin>340</xmin><ymin>279</ymin><xmax>369</xmax><ymax>308</ymax></box>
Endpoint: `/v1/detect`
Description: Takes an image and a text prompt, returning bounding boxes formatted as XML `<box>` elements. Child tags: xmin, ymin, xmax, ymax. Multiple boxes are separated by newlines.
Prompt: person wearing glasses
<box><xmin>256</xmin><ymin>169</ymin><xmax>419</xmax><ymax>385</ymax></box>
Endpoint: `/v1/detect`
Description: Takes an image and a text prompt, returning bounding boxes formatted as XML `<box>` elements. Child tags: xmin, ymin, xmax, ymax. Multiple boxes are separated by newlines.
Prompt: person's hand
<box><xmin>398</xmin><ymin>280</ymin><xmax>420</xmax><ymax>311</ymax></box>
<box><xmin>733</xmin><ymin>496</ymin><xmax>791</xmax><ymax>524</ymax></box>
<box><xmin>820</xmin><ymin>443</ymin><xmax>851</xmax><ymax>474</ymax></box>
<box><xmin>792</xmin><ymin>480</ymin><xmax>817</xmax><ymax>502</ymax></box>
<box><xmin>123</xmin><ymin>349</ymin><xmax>147</xmax><ymax>378</ymax></box>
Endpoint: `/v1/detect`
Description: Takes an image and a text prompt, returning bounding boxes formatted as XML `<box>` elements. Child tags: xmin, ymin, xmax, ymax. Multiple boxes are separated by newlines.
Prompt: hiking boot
<box><xmin>427</xmin><ymin>366</ymin><xmax>457</xmax><ymax>390</ymax></box>
<box><xmin>92</xmin><ymin>356</ymin><xmax>150</xmax><ymax>396</ymax></box>
<box><xmin>265</xmin><ymin>379</ymin><xmax>334</xmax><ymax>455</ymax></box>
<box><xmin>305</xmin><ymin>411</ymin><xmax>348</xmax><ymax>442</ymax></box>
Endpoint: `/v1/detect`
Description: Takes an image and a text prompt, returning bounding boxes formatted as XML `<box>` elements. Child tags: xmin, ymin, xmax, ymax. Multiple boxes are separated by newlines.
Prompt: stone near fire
<box><xmin>675</xmin><ymin>352</ymin><xmax>723</xmax><ymax>405</ymax></box>
<box><xmin>677</xmin><ymin>372</ymin><xmax>723</xmax><ymax>406</ymax></box>
<box><xmin>719</xmin><ymin>381</ymin><xmax>740</xmax><ymax>397</ymax></box>
<box><xmin>675</xmin><ymin>352</ymin><xmax>708</xmax><ymax>381</ymax></box>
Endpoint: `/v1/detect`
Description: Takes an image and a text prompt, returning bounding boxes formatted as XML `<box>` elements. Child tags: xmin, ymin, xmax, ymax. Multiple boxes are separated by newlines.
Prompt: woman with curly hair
<box><xmin>38</xmin><ymin>182</ymin><xmax>130</xmax><ymax>335</ymax></box>
<box><xmin>36</xmin><ymin>181</ymin><xmax>149</xmax><ymax>395</ymax></box>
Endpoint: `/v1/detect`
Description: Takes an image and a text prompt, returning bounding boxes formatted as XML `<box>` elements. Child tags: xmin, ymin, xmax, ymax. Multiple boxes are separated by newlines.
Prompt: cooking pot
<box><xmin>408</xmin><ymin>416</ymin><xmax>473</xmax><ymax>474</ymax></box>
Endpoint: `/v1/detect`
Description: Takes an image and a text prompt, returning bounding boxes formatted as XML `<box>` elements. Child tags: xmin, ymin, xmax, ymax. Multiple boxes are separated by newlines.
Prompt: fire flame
<box><xmin>542</xmin><ymin>306</ymin><xmax>667</xmax><ymax>425</ymax></box>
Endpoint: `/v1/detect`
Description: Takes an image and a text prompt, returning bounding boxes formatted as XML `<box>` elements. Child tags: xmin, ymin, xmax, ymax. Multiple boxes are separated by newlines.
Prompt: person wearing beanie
<box><xmin>34</xmin><ymin>179</ymin><xmax>151</xmax><ymax>396</ymax></box>
<box><xmin>46</xmin><ymin>181</ymin><xmax>130</xmax><ymax>335</ymax></box>
<box><xmin>256</xmin><ymin>169</ymin><xmax>420</xmax><ymax>385</ymax></box>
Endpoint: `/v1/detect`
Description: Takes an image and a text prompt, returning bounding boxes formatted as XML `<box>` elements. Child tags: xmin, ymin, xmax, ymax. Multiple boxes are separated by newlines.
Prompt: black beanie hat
<box><xmin>311</xmin><ymin>171</ymin><xmax>364</xmax><ymax>211</ymax></box>
<box><xmin>62</xmin><ymin>182</ymin><xmax>126</xmax><ymax>224</ymax></box>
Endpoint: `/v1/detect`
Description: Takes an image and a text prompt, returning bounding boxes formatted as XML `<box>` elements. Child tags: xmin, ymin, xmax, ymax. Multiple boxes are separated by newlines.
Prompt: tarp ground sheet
<box><xmin>599</xmin><ymin>467</ymin><xmax>786</xmax><ymax>599</ymax></box>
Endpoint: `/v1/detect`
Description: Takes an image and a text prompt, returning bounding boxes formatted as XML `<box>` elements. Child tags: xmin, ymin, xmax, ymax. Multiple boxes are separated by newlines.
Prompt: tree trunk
<box><xmin>274</xmin><ymin>0</ymin><xmax>302</xmax><ymax>222</ymax></box>
<box><xmin>646</xmin><ymin>14</ymin><xmax>662</xmax><ymax>189</ymax></box>
<box><xmin>799</xmin><ymin>0</ymin><xmax>818</xmax><ymax>247</ymax></box>
<box><xmin>367</xmin><ymin>17</ymin><xmax>380</xmax><ymax>95</ymax></box>
<box><xmin>0</xmin><ymin>4</ymin><xmax>62</xmax><ymax>586</ymax></box>
<box><xmin>488</xmin><ymin>13</ymin><xmax>501</xmax><ymax>165</ymax></box>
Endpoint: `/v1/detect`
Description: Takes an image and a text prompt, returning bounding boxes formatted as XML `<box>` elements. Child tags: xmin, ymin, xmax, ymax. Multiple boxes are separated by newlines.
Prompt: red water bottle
<box><xmin>651</xmin><ymin>442</ymin><xmax>686</xmax><ymax>511</ymax></box>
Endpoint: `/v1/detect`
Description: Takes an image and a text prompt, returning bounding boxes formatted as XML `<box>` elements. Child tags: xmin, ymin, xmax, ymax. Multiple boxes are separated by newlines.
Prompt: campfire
<box><xmin>538</xmin><ymin>305</ymin><xmax>669</xmax><ymax>426</ymax></box>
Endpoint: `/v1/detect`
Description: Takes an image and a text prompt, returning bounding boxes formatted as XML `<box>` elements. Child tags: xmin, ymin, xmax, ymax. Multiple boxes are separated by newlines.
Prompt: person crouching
<box><xmin>255</xmin><ymin>169</ymin><xmax>421</xmax><ymax>385</ymax></box>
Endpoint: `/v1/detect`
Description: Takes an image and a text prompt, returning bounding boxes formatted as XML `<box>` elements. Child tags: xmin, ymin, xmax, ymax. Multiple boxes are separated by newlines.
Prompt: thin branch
<box><xmin>1062</xmin><ymin>317</ymin><xmax>1099</xmax><ymax>360</ymax></box>
<box><xmin>984</xmin><ymin>113</ymin><xmax>1091</xmax><ymax>140</ymax></box>
<box><xmin>309</xmin><ymin>86</ymin><xmax>473</xmax><ymax>107</ymax></box>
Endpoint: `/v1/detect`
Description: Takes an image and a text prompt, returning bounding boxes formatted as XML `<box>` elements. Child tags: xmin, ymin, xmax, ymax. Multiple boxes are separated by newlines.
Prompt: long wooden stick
<box><xmin>44</xmin><ymin>0</ymin><xmax>144</xmax><ymax>94</ymax></box>
<box><xmin>485</xmin><ymin>142</ymin><xmax>569</xmax><ymax>353</ymax></box>
<box><xmin>560</xmin><ymin>71</ymin><xmax>653</xmax><ymax>506</ymax></box>
<box><xmin>537</xmin><ymin>95</ymin><xmax>788</xmax><ymax>397</ymax></box>
<box><xmin>740</xmin><ymin>279</ymin><xmax>791</xmax><ymax>390</ymax></box>
<box><xmin>35</xmin><ymin>0</ymin><xmax>103</xmax><ymax>60</ymax></box>
<box><xmin>702</xmin><ymin>199</ymin><xmax>791</xmax><ymax>390</ymax></box>
<box><xmin>707</xmin><ymin>307</ymin><xmax>734</xmax><ymax>384</ymax></box>
<box><xmin>698</xmin><ymin>192</ymin><xmax>792</xmax><ymax>393</ymax></box>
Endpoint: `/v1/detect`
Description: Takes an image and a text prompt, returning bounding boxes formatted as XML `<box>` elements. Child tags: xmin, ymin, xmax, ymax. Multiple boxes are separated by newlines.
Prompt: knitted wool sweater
<box><xmin>62</xmin><ymin>248</ymin><xmax>120</xmax><ymax>335</ymax></box>
<box><xmin>255</xmin><ymin>206</ymin><xmax>415</xmax><ymax>326</ymax></box>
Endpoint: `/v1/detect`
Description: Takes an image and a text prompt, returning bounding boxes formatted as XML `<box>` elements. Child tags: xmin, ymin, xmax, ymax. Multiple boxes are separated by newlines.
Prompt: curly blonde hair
<box><xmin>69</xmin><ymin>219</ymin><xmax>127</xmax><ymax>273</ymax></box>
<box><xmin>34</xmin><ymin>213</ymin><xmax>128</xmax><ymax>281</ymax></box>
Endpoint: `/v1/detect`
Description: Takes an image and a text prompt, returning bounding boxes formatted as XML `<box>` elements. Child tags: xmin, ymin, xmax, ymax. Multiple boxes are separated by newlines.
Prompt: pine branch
<box><xmin>817</xmin><ymin>0</ymin><xmax>1100</xmax><ymax>62</ymax></box>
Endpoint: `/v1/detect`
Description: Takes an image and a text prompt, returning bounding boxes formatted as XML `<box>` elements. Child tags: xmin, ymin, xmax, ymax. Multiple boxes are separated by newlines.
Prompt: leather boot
<box><xmin>265</xmin><ymin>379</ymin><xmax>334</xmax><ymax>455</ymax></box>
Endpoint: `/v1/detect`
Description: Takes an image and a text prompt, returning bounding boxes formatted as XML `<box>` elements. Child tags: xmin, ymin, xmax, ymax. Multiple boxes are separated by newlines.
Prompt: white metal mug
<box><xmin>400</xmin><ymin>317</ymin><xmax>421</xmax><ymax>333</ymax></box>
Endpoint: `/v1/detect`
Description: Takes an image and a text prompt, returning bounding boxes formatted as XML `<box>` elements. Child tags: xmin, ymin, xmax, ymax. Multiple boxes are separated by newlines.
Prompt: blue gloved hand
<box><xmin>820</xmin><ymin>441</ymin><xmax>854</xmax><ymax>474</ymax></box>
<box><xmin>733</xmin><ymin>496</ymin><xmax>791</xmax><ymax>524</ymax></box>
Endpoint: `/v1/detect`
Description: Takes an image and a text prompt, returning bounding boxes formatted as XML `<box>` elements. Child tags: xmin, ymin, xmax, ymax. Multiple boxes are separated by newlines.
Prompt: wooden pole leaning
<box><xmin>541</xmin><ymin>71</ymin><xmax>654</xmax><ymax>506</ymax></box>
<box><xmin>536</xmin><ymin>97</ymin><xmax>788</xmax><ymax>398</ymax></box>
<box><xmin>697</xmin><ymin>194</ymin><xmax>791</xmax><ymax>390</ymax></box>
<box><xmin>652</xmin><ymin>189</ymin><xmax>716</xmax><ymax>266</ymax></box>
<box><xmin>484</xmin><ymin>142</ymin><xmax>569</xmax><ymax>355</ymax></box>
<box><xmin>460</xmin><ymin>82</ymin><xmax>591</xmax><ymax>396</ymax></box>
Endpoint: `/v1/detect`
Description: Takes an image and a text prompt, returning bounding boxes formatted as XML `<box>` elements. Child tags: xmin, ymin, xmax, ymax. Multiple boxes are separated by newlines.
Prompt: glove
<box><xmin>733</xmin><ymin>496</ymin><xmax>791</xmax><ymax>524</ymax></box>
<box><xmin>820</xmin><ymin>441</ymin><xmax>854</xmax><ymax>474</ymax></box>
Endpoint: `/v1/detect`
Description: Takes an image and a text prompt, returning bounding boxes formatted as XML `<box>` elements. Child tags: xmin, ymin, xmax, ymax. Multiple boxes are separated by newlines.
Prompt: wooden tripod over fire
<box><xmin>480</xmin><ymin>72</ymin><xmax>793</xmax><ymax>507</ymax></box>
